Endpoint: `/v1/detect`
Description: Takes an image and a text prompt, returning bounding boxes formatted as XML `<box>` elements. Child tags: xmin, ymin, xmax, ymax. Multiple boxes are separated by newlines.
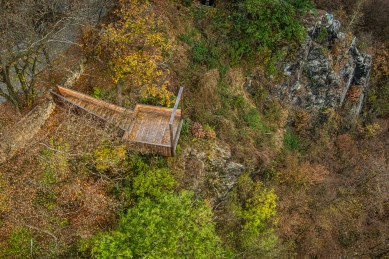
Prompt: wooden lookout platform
<box><xmin>50</xmin><ymin>85</ymin><xmax>184</xmax><ymax>157</ymax></box>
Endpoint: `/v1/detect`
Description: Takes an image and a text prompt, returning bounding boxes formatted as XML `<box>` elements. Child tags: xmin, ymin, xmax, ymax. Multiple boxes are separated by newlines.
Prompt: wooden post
<box><xmin>169</xmin><ymin>123</ymin><xmax>174</xmax><ymax>156</ymax></box>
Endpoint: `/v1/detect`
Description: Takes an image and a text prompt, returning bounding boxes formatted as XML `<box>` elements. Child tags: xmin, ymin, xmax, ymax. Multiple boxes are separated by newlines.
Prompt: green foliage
<box><xmin>118</xmin><ymin>155</ymin><xmax>176</xmax><ymax>200</ymax></box>
<box><xmin>181</xmin><ymin>0</ymin><xmax>192</xmax><ymax>7</ymax></box>
<box><xmin>181</xmin><ymin>117</ymin><xmax>191</xmax><ymax>135</ymax></box>
<box><xmin>33</xmin><ymin>190</ymin><xmax>56</xmax><ymax>210</ymax></box>
<box><xmin>226</xmin><ymin>173</ymin><xmax>278</xmax><ymax>258</ymax></box>
<box><xmin>317</xmin><ymin>27</ymin><xmax>328</xmax><ymax>42</ymax></box>
<box><xmin>263</xmin><ymin>100</ymin><xmax>285</xmax><ymax>129</ymax></box>
<box><xmin>283</xmin><ymin>127</ymin><xmax>300</xmax><ymax>151</ymax></box>
<box><xmin>93</xmin><ymin>144</ymin><xmax>126</xmax><ymax>171</ymax></box>
<box><xmin>244</xmin><ymin>108</ymin><xmax>267</xmax><ymax>131</ymax></box>
<box><xmin>289</xmin><ymin>0</ymin><xmax>314</xmax><ymax>11</ymax></box>
<box><xmin>131</xmin><ymin>168</ymin><xmax>176</xmax><ymax>198</ymax></box>
<box><xmin>367</xmin><ymin>84</ymin><xmax>389</xmax><ymax>116</ymax></box>
<box><xmin>92</xmin><ymin>191</ymin><xmax>225</xmax><ymax>259</ymax></box>
<box><xmin>177</xmin><ymin>33</ymin><xmax>193</xmax><ymax>44</ymax></box>
<box><xmin>230</xmin><ymin>0</ymin><xmax>310</xmax><ymax>66</ymax></box>
<box><xmin>0</xmin><ymin>227</ymin><xmax>32</xmax><ymax>258</ymax></box>
<box><xmin>91</xmin><ymin>87</ymin><xmax>110</xmax><ymax>100</ymax></box>
<box><xmin>191</xmin><ymin>40</ymin><xmax>220</xmax><ymax>69</ymax></box>
<box><xmin>39</xmin><ymin>137</ymin><xmax>70</xmax><ymax>185</ymax></box>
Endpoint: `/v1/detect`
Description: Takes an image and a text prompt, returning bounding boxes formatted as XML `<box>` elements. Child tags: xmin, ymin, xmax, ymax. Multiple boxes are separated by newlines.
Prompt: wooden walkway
<box><xmin>50</xmin><ymin>86</ymin><xmax>183</xmax><ymax>156</ymax></box>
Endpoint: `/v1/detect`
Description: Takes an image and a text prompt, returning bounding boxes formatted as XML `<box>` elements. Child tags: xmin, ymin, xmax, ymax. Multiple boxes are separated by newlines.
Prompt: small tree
<box><xmin>225</xmin><ymin>173</ymin><xmax>279</xmax><ymax>258</ymax></box>
<box><xmin>92</xmin><ymin>191</ymin><xmax>225</xmax><ymax>259</ymax></box>
<box><xmin>0</xmin><ymin>0</ymin><xmax>111</xmax><ymax>113</ymax></box>
<box><xmin>85</xmin><ymin>0</ymin><xmax>174</xmax><ymax>104</ymax></box>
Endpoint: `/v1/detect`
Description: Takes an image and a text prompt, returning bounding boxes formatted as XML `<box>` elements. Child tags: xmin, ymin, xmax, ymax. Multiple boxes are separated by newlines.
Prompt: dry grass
<box><xmin>0</xmin><ymin>107</ymin><xmax>123</xmax><ymax>255</ymax></box>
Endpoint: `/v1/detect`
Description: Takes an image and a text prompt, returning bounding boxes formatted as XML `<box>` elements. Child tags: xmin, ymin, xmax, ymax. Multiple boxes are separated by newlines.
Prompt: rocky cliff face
<box><xmin>179</xmin><ymin>144</ymin><xmax>245</xmax><ymax>204</ymax></box>
<box><xmin>268</xmin><ymin>11</ymin><xmax>371</xmax><ymax>115</ymax></box>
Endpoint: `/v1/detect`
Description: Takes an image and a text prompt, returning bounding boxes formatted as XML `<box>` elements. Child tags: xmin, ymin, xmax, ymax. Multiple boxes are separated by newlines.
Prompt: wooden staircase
<box><xmin>50</xmin><ymin>86</ymin><xmax>184</xmax><ymax>156</ymax></box>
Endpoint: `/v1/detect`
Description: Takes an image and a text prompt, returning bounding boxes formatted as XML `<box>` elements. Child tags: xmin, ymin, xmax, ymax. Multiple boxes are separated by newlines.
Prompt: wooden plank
<box><xmin>135</xmin><ymin>104</ymin><xmax>182</xmax><ymax>117</ymax></box>
<box><xmin>123</xmin><ymin>115</ymin><xmax>136</xmax><ymax>132</ymax></box>
<box><xmin>111</xmin><ymin>112</ymin><xmax>121</xmax><ymax>124</ymax></box>
<box><xmin>123</xmin><ymin>135</ymin><xmax>170</xmax><ymax>147</ymax></box>
<box><xmin>133</xmin><ymin>112</ymin><xmax>147</xmax><ymax>142</ymax></box>
<box><xmin>57</xmin><ymin>86</ymin><xmax>127</xmax><ymax>114</ymax></box>
<box><xmin>169</xmin><ymin>87</ymin><xmax>184</xmax><ymax>125</ymax></box>
<box><xmin>152</xmin><ymin>118</ymin><xmax>168</xmax><ymax>145</ymax></box>
<box><xmin>141</xmin><ymin>113</ymin><xmax>158</xmax><ymax>142</ymax></box>
<box><xmin>148</xmin><ymin>116</ymin><xmax>163</xmax><ymax>144</ymax></box>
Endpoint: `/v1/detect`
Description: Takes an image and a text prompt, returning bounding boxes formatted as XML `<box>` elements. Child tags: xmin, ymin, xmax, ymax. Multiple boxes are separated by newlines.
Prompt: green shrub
<box><xmin>181</xmin><ymin>118</ymin><xmax>191</xmax><ymax>135</ymax></box>
<box><xmin>244</xmin><ymin>108</ymin><xmax>267</xmax><ymax>131</ymax></box>
<box><xmin>283</xmin><ymin>127</ymin><xmax>300</xmax><ymax>151</ymax></box>
<box><xmin>230</xmin><ymin>0</ymin><xmax>310</xmax><ymax>65</ymax></box>
<box><xmin>192</xmin><ymin>41</ymin><xmax>209</xmax><ymax>65</ymax></box>
<box><xmin>182</xmin><ymin>0</ymin><xmax>192</xmax><ymax>7</ymax></box>
<box><xmin>317</xmin><ymin>27</ymin><xmax>328</xmax><ymax>42</ymax></box>
<box><xmin>90</xmin><ymin>87</ymin><xmax>110</xmax><ymax>100</ymax></box>
<box><xmin>226</xmin><ymin>173</ymin><xmax>279</xmax><ymax>258</ymax></box>
<box><xmin>92</xmin><ymin>191</ymin><xmax>225</xmax><ymax>259</ymax></box>
<box><xmin>0</xmin><ymin>227</ymin><xmax>32</xmax><ymax>258</ymax></box>
<box><xmin>131</xmin><ymin>168</ymin><xmax>176</xmax><ymax>198</ymax></box>
<box><xmin>120</xmin><ymin>155</ymin><xmax>176</xmax><ymax>200</ymax></box>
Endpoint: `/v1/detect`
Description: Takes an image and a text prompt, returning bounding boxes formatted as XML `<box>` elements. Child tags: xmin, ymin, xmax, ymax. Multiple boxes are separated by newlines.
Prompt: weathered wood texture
<box><xmin>52</xmin><ymin>86</ymin><xmax>184</xmax><ymax>156</ymax></box>
<box><xmin>122</xmin><ymin>108</ymin><xmax>181</xmax><ymax>145</ymax></box>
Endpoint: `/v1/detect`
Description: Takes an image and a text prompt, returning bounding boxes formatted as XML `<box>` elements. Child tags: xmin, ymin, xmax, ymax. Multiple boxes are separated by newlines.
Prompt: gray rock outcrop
<box><xmin>258</xmin><ymin>11</ymin><xmax>372</xmax><ymax>116</ymax></box>
<box><xmin>180</xmin><ymin>144</ymin><xmax>245</xmax><ymax>204</ymax></box>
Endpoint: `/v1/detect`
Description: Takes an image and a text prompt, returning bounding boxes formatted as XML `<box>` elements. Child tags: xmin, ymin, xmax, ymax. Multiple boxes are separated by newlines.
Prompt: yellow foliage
<box><xmin>94</xmin><ymin>144</ymin><xmax>127</xmax><ymax>171</ymax></box>
<box><xmin>96</xmin><ymin>0</ymin><xmax>171</xmax><ymax>90</ymax></box>
<box><xmin>359</xmin><ymin>123</ymin><xmax>382</xmax><ymax>137</ymax></box>
<box><xmin>142</xmin><ymin>82</ymin><xmax>175</xmax><ymax>107</ymax></box>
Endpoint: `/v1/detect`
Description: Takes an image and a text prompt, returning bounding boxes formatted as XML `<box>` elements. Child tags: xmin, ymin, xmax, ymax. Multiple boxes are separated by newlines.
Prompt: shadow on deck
<box><xmin>50</xmin><ymin>85</ymin><xmax>184</xmax><ymax>157</ymax></box>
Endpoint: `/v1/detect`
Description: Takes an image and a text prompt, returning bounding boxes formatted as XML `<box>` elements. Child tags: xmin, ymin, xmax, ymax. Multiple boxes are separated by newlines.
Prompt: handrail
<box><xmin>50</xmin><ymin>90</ymin><xmax>107</xmax><ymax>123</ymax></box>
<box><xmin>56</xmin><ymin>85</ymin><xmax>127</xmax><ymax>114</ymax></box>
<box><xmin>169</xmin><ymin>87</ymin><xmax>184</xmax><ymax>156</ymax></box>
<box><xmin>169</xmin><ymin>87</ymin><xmax>184</xmax><ymax>125</ymax></box>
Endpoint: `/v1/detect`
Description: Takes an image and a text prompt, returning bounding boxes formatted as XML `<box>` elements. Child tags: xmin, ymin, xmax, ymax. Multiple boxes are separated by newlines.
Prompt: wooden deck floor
<box><xmin>123</xmin><ymin>106</ymin><xmax>181</xmax><ymax>145</ymax></box>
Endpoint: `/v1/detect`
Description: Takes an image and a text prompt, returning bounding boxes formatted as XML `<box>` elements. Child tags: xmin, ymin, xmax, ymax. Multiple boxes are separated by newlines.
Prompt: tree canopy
<box><xmin>92</xmin><ymin>191</ymin><xmax>225</xmax><ymax>259</ymax></box>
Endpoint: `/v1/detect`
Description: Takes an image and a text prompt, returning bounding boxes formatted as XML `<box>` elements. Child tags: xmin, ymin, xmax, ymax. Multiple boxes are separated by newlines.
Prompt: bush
<box><xmin>92</xmin><ymin>191</ymin><xmax>225</xmax><ymax>259</ymax></box>
<box><xmin>244</xmin><ymin>108</ymin><xmax>267</xmax><ymax>131</ymax></box>
<box><xmin>283</xmin><ymin>128</ymin><xmax>300</xmax><ymax>151</ymax></box>
<box><xmin>0</xmin><ymin>227</ymin><xmax>32</xmax><ymax>258</ymax></box>
<box><xmin>181</xmin><ymin>118</ymin><xmax>191</xmax><ymax>135</ymax></box>
<box><xmin>230</xmin><ymin>0</ymin><xmax>311</xmax><ymax>65</ymax></box>
<box><xmin>131</xmin><ymin>168</ymin><xmax>176</xmax><ymax>198</ymax></box>
<box><xmin>226</xmin><ymin>173</ymin><xmax>279</xmax><ymax>258</ymax></box>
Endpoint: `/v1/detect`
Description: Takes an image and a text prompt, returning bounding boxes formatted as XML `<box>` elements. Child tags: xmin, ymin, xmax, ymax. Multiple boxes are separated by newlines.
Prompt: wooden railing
<box><xmin>49</xmin><ymin>89</ymin><xmax>125</xmax><ymax>136</ymax></box>
<box><xmin>169</xmin><ymin>86</ymin><xmax>184</xmax><ymax>156</ymax></box>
